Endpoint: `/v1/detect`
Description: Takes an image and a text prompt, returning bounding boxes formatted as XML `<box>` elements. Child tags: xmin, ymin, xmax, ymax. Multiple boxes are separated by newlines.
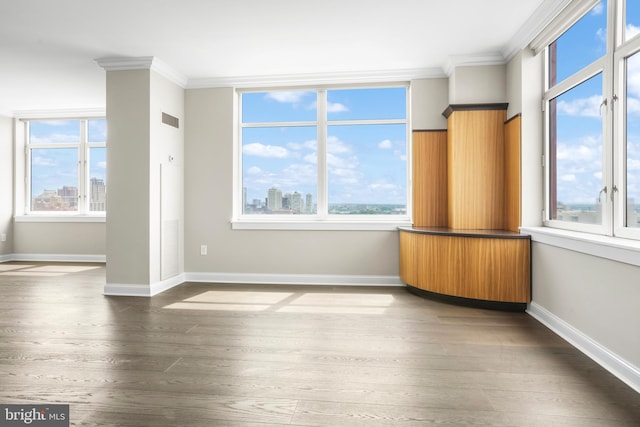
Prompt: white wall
<box><xmin>449</xmin><ymin>64</ymin><xmax>507</xmax><ymax>104</ymax></box>
<box><xmin>531</xmin><ymin>243</ymin><xmax>640</xmax><ymax>386</ymax></box>
<box><xmin>150</xmin><ymin>70</ymin><xmax>185</xmax><ymax>283</ymax></box>
<box><xmin>13</xmin><ymin>222</ymin><xmax>105</xmax><ymax>257</ymax></box>
<box><xmin>0</xmin><ymin>116</ymin><xmax>13</xmax><ymax>256</ymax></box>
<box><xmin>105</xmin><ymin>69</ymin><xmax>152</xmax><ymax>285</ymax></box>
<box><xmin>411</xmin><ymin>78</ymin><xmax>448</xmax><ymax>130</ymax></box>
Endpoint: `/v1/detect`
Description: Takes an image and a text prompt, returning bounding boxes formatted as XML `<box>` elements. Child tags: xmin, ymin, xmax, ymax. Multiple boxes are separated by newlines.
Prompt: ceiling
<box><xmin>0</xmin><ymin>0</ymin><xmax>567</xmax><ymax>116</ymax></box>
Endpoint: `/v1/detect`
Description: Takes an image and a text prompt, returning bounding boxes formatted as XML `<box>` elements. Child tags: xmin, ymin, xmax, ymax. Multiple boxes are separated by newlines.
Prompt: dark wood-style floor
<box><xmin>0</xmin><ymin>262</ymin><xmax>639</xmax><ymax>426</ymax></box>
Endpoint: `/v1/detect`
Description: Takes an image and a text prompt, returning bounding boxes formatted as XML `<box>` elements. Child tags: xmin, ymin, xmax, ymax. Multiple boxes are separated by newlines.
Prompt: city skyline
<box><xmin>31</xmin><ymin>177</ymin><xmax>106</xmax><ymax>212</ymax></box>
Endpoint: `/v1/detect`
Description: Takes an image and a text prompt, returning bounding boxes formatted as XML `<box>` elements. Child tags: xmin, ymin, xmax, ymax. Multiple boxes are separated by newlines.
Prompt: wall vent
<box><xmin>162</xmin><ymin>112</ymin><xmax>179</xmax><ymax>128</ymax></box>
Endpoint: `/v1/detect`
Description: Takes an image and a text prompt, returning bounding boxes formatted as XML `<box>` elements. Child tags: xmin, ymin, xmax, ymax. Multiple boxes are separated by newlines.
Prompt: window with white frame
<box><xmin>543</xmin><ymin>0</ymin><xmax>640</xmax><ymax>238</ymax></box>
<box><xmin>237</xmin><ymin>85</ymin><xmax>409</xmax><ymax>222</ymax></box>
<box><xmin>26</xmin><ymin>118</ymin><xmax>107</xmax><ymax>214</ymax></box>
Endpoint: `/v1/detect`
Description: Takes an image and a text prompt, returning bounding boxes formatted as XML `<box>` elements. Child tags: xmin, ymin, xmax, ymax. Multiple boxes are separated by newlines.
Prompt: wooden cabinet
<box><xmin>403</xmin><ymin>105</ymin><xmax>530</xmax><ymax>310</ymax></box>
<box><xmin>399</xmin><ymin>228</ymin><xmax>530</xmax><ymax>309</ymax></box>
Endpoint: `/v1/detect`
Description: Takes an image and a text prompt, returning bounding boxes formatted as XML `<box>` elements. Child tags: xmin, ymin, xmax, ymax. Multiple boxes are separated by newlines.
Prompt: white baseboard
<box><xmin>0</xmin><ymin>254</ymin><xmax>13</xmax><ymax>263</ymax></box>
<box><xmin>527</xmin><ymin>302</ymin><xmax>640</xmax><ymax>394</ymax></box>
<box><xmin>6</xmin><ymin>253</ymin><xmax>106</xmax><ymax>263</ymax></box>
<box><xmin>104</xmin><ymin>273</ymin><xmax>185</xmax><ymax>297</ymax></box>
<box><xmin>184</xmin><ymin>272</ymin><xmax>404</xmax><ymax>287</ymax></box>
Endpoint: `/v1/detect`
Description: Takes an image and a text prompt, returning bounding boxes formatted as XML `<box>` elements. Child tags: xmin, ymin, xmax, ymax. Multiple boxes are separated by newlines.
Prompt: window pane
<box><xmin>88</xmin><ymin>118</ymin><xmax>107</xmax><ymax>143</ymax></box>
<box><xmin>626</xmin><ymin>51</ymin><xmax>640</xmax><ymax>227</ymax></box>
<box><xmin>549</xmin><ymin>1</ymin><xmax>607</xmax><ymax>86</ymax></box>
<box><xmin>625</xmin><ymin>0</ymin><xmax>640</xmax><ymax>41</ymax></box>
<box><xmin>327</xmin><ymin>87</ymin><xmax>406</xmax><ymax>121</ymax></box>
<box><xmin>30</xmin><ymin>148</ymin><xmax>78</xmax><ymax>211</ymax></box>
<box><xmin>242</xmin><ymin>91</ymin><xmax>317</xmax><ymax>123</ymax></box>
<box><xmin>549</xmin><ymin>73</ymin><xmax>603</xmax><ymax>224</ymax></box>
<box><xmin>29</xmin><ymin>120</ymin><xmax>80</xmax><ymax>144</ymax></box>
<box><xmin>242</xmin><ymin>126</ymin><xmax>317</xmax><ymax>214</ymax></box>
<box><xmin>89</xmin><ymin>147</ymin><xmax>107</xmax><ymax>212</ymax></box>
<box><xmin>327</xmin><ymin>124</ymin><xmax>406</xmax><ymax>215</ymax></box>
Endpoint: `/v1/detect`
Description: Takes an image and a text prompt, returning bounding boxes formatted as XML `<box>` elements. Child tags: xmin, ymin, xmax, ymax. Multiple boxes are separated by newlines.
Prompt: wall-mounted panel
<box><xmin>412</xmin><ymin>130</ymin><xmax>447</xmax><ymax>227</ymax></box>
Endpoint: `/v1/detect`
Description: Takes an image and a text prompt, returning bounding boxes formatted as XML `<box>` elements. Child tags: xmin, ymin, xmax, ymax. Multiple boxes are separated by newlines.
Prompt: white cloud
<box><xmin>628</xmin><ymin>97</ymin><xmax>640</xmax><ymax>116</ymax></box>
<box><xmin>327</xmin><ymin>102</ymin><xmax>348</xmax><ymax>113</ymax></box>
<box><xmin>369</xmin><ymin>182</ymin><xmax>398</xmax><ymax>191</ymax></box>
<box><xmin>327</xmin><ymin>136</ymin><xmax>351</xmax><ymax>154</ymax></box>
<box><xmin>327</xmin><ymin>152</ymin><xmax>358</xmax><ymax>169</ymax></box>
<box><xmin>591</xmin><ymin>2</ymin><xmax>604</xmax><ymax>15</ymax></box>
<box><xmin>288</xmin><ymin>139</ymin><xmax>317</xmax><ymax>151</ymax></box>
<box><xmin>243</xmin><ymin>142</ymin><xmax>289</xmax><ymax>158</ymax></box>
<box><xmin>31</xmin><ymin>156</ymin><xmax>57</xmax><ymax>166</ymax></box>
<box><xmin>557</xmin><ymin>141</ymin><xmax>598</xmax><ymax>162</ymax></box>
<box><xmin>265</xmin><ymin>91</ymin><xmax>312</xmax><ymax>104</ymax></box>
<box><xmin>556</xmin><ymin>95</ymin><xmax>602</xmax><ymax>118</ymax></box>
<box><xmin>330</xmin><ymin>167</ymin><xmax>360</xmax><ymax>184</ymax></box>
<box><xmin>627</xmin><ymin>23</ymin><xmax>640</xmax><ymax>40</ymax></box>
<box><xmin>628</xmin><ymin>158</ymin><xmax>640</xmax><ymax>171</ymax></box>
<box><xmin>97</xmin><ymin>161</ymin><xmax>107</xmax><ymax>169</ymax></box>
<box><xmin>378</xmin><ymin>139</ymin><xmax>392</xmax><ymax>149</ymax></box>
<box><xmin>247</xmin><ymin>166</ymin><xmax>262</xmax><ymax>175</ymax></box>
<box><xmin>306</xmin><ymin>101</ymin><xmax>349</xmax><ymax>113</ymax></box>
<box><xmin>560</xmin><ymin>174</ymin><xmax>576</xmax><ymax>182</ymax></box>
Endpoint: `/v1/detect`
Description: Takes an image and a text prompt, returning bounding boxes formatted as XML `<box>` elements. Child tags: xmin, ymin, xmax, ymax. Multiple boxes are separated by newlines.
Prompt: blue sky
<box><xmin>29</xmin><ymin>119</ymin><xmax>106</xmax><ymax>198</ymax></box>
<box><xmin>241</xmin><ymin>87</ymin><xmax>407</xmax><ymax>206</ymax></box>
<box><xmin>552</xmin><ymin>0</ymin><xmax>640</xmax><ymax>211</ymax></box>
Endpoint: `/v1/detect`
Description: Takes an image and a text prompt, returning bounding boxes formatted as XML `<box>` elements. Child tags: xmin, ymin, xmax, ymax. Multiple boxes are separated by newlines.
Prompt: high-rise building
<box><xmin>305</xmin><ymin>193</ymin><xmax>313</xmax><ymax>214</ymax></box>
<box><xmin>291</xmin><ymin>191</ymin><xmax>302</xmax><ymax>213</ymax></box>
<box><xmin>267</xmin><ymin>187</ymin><xmax>282</xmax><ymax>211</ymax></box>
<box><xmin>58</xmin><ymin>186</ymin><xmax>78</xmax><ymax>208</ymax></box>
<box><xmin>90</xmin><ymin>178</ymin><xmax>106</xmax><ymax>211</ymax></box>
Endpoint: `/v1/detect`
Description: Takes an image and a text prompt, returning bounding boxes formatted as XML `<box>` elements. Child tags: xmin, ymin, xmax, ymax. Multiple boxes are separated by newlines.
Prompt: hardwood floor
<box><xmin>0</xmin><ymin>262</ymin><xmax>638</xmax><ymax>426</ymax></box>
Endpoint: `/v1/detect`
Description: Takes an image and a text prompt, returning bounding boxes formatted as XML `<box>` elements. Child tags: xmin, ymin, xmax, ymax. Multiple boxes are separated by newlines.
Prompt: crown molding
<box><xmin>443</xmin><ymin>53</ymin><xmax>507</xmax><ymax>76</ymax></box>
<box><xmin>186</xmin><ymin>67</ymin><xmax>446</xmax><ymax>89</ymax></box>
<box><xmin>95</xmin><ymin>56</ymin><xmax>188</xmax><ymax>88</ymax></box>
<box><xmin>502</xmin><ymin>0</ymin><xmax>572</xmax><ymax>61</ymax></box>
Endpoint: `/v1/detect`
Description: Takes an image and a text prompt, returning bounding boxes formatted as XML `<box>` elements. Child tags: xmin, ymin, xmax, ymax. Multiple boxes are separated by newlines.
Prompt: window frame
<box><xmin>232</xmin><ymin>83</ymin><xmax>412</xmax><ymax>231</ymax></box>
<box><xmin>542</xmin><ymin>0</ymin><xmax>640</xmax><ymax>240</ymax></box>
<box><xmin>22</xmin><ymin>116</ymin><xmax>107</xmax><ymax>218</ymax></box>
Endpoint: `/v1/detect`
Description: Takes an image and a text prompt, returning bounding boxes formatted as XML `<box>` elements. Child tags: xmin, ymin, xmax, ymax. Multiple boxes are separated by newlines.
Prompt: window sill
<box><xmin>520</xmin><ymin>226</ymin><xmax>640</xmax><ymax>267</ymax></box>
<box><xmin>14</xmin><ymin>215</ymin><xmax>106</xmax><ymax>223</ymax></box>
<box><xmin>231</xmin><ymin>218</ymin><xmax>412</xmax><ymax>231</ymax></box>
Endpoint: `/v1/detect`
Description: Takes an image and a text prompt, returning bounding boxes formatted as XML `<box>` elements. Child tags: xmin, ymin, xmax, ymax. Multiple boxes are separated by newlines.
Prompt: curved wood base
<box><xmin>406</xmin><ymin>284</ymin><xmax>527</xmax><ymax>312</ymax></box>
<box><xmin>399</xmin><ymin>227</ymin><xmax>531</xmax><ymax>308</ymax></box>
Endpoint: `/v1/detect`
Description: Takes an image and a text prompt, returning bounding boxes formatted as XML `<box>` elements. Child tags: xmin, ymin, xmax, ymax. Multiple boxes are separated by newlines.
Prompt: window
<box><xmin>237</xmin><ymin>85</ymin><xmax>409</xmax><ymax>224</ymax></box>
<box><xmin>26</xmin><ymin>118</ymin><xmax>107</xmax><ymax>214</ymax></box>
<box><xmin>544</xmin><ymin>0</ymin><xmax>640</xmax><ymax>238</ymax></box>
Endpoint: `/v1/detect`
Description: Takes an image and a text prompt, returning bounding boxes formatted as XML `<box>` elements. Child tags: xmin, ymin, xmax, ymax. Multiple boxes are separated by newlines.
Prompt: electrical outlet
<box><xmin>200</xmin><ymin>245</ymin><xmax>207</xmax><ymax>256</ymax></box>
<box><xmin>0</xmin><ymin>233</ymin><xmax>6</xmax><ymax>242</ymax></box>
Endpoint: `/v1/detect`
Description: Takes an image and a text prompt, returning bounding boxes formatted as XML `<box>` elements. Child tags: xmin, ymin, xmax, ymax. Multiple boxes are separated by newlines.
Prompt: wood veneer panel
<box><xmin>398</xmin><ymin>231</ymin><xmax>418</xmax><ymax>286</ymax></box>
<box><xmin>412</xmin><ymin>130</ymin><xmax>448</xmax><ymax>227</ymax></box>
<box><xmin>399</xmin><ymin>230</ymin><xmax>530</xmax><ymax>303</ymax></box>
<box><xmin>504</xmin><ymin>115</ymin><xmax>522</xmax><ymax>232</ymax></box>
<box><xmin>447</xmin><ymin>109</ymin><xmax>506</xmax><ymax>229</ymax></box>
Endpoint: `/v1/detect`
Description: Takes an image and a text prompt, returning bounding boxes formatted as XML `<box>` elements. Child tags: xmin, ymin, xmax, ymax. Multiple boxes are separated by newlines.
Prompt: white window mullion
<box><xmin>79</xmin><ymin>119</ymin><xmax>87</xmax><ymax>214</ymax></box>
<box><xmin>317</xmin><ymin>89</ymin><xmax>328</xmax><ymax>218</ymax></box>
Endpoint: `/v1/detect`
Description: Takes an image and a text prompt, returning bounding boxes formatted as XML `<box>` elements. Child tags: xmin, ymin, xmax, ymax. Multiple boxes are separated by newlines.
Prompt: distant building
<box><xmin>90</xmin><ymin>178</ymin><xmax>106</xmax><ymax>211</ymax></box>
<box><xmin>267</xmin><ymin>187</ymin><xmax>282</xmax><ymax>211</ymax></box>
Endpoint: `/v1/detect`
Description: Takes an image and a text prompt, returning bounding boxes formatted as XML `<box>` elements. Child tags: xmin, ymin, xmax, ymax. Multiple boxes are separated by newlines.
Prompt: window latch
<box><xmin>611</xmin><ymin>185</ymin><xmax>618</xmax><ymax>202</ymax></box>
<box><xmin>600</xmin><ymin>99</ymin><xmax>608</xmax><ymax>116</ymax></box>
<box><xmin>598</xmin><ymin>186</ymin><xmax>607</xmax><ymax>203</ymax></box>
